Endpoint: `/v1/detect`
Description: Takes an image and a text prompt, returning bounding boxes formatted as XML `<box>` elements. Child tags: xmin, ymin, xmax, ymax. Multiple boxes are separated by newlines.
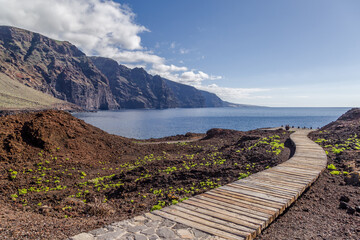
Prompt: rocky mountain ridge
<box><xmin>0</xmin><ymin>26</ymin><xmax>245</xmax><ymax>110</ymax></box>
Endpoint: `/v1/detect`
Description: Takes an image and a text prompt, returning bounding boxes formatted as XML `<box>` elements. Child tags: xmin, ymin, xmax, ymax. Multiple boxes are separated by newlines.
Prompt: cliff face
<box><xmin>0</xmin><ymin>26</ymin><xmax>236</xmax><ymax>110</ymax></box>
<box><xmin>90</xmin><ymin>57</ymin><xmax>178</xmax><ymax>109</ymax></box>
<box><xmin>91</xmin><ymin>56</ymin><xmax>225</xmax><ymax>109</ymax></box>
<box><xmin>0</xmin><ymin>26</ymin><xmax>117</xmax><ymax>110</ymax></box>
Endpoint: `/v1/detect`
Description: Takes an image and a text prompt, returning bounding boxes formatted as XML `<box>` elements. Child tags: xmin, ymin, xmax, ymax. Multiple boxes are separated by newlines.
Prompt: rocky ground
<box><xmin>1</xmin><ymin>109</ymin><xmax>359</xmax><ymax>240</ymax></box>
<box><xmin>258</xmin><ymin>108</ymin><xmax>360</xmax><ymax>240</ymax></box>
<box><xmin>0</xmin><ymin>110</ymin><xmax>292</xmax><ymax>239</ymax></box>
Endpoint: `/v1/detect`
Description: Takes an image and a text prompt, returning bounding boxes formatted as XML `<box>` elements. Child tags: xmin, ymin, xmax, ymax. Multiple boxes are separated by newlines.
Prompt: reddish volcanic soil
<box><xmin>0</xmin><ymin>110</ymin><xmax>292</xmax><ymax>239</ymax></box>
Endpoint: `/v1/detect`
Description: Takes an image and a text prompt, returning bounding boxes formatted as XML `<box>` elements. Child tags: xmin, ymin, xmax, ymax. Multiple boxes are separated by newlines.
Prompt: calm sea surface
<box><xmin>73</xmin><ymin>107</ymin><xmax>350</xmax><ymax>139</ymax></box>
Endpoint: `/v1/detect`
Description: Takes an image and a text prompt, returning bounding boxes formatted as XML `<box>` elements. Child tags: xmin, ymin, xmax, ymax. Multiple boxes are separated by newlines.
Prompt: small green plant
<box><xmin>238</xmin><ymin>172</ymin><xmax>251</xmax><ymax>180</ymax></box>
<box><xmin>151</xmin><ymin>200</ymin><xmax>166</xmax><ymax>211</ymax></box>
<box><xmin>151</xmin><ymin>205</ymin><xmax>162</xmax><ymax>211</ymax></box>
<box><xmin>327</xmin><ymin>164</ymin><xmax>336</xmax><ymax>170</ymax></box>
<box><xmin>8</xmin><ymin>169</ymin><xmax>18</xmax><ymax>180</ymax></box>
<box><xmin>11</xmin><ymin>194</ymin><xmax>18</xmax><ymax>201</ymax></box>
<box><xmin>62</xmin><ymin>206</ymin><xmax>72</xmax><ymax>211</ymax></box>
<box><xmin>332</xmin><ymin>147</ymin><xmax>344</xmax><ymax>154</ymax></box>
<box><xmin>18</xmin><ymin>189</ymin><xmax>27</xmax><ymax>195</ymax></box>
<box><xmin>329</xmin><ymin>171</ymin><xmax>340</xmax><ymax>175</ymax></box>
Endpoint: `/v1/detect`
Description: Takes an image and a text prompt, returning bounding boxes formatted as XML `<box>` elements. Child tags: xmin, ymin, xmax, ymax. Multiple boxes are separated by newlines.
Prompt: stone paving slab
<box><xmin>69</xmin><ymin>213</ymin><xmax>226</xmax><ymax>240</ymax></box>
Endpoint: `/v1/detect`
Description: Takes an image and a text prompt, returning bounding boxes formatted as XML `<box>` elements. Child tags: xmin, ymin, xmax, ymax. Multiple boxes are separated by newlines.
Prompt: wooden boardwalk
<box><xmin>152</xmin><ymin>129</ymin><xmax>327</xmax><ymax>240</ymax></box>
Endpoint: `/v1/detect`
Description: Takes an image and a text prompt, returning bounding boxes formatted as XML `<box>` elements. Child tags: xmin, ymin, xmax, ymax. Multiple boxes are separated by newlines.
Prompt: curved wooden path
<box><xmin>152</xmin><ymin>129</ymin><xmax>327</xmax><ymax>240</ymax></box>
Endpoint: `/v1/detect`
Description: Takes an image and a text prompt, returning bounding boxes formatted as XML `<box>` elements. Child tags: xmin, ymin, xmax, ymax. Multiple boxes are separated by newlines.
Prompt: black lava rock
<box><xmin>340</xmin><ymin>195</ymin><xmax>350</xmax><ymax>202</ymax></box>
<box><xmin>347</xmin><ymin>206</ymin><xmax>355</xmax><ymax>214</ymax></box>
<box><xmin>339</xmin><ymin>201</ymin><xmax>348</xmax><ymax>209</ymax></box>
<box><xmin>355</xmin><ymin>206</ymin><xmax>360</xmax><ymax>213</ymax></box>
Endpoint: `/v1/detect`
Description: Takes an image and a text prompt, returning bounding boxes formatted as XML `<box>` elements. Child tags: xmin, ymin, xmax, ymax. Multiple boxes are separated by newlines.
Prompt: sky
<box><xmin>0</xmin><ymin>0</ymin><xmax>359</xmax><ymax>107</ymax></box>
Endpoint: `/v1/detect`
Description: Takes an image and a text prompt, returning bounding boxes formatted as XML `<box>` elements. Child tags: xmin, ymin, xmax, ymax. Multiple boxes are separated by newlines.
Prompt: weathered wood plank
<box><xmin>240</xmin><ymin>179</ymin><xmax>301</xmax><ymax>197</ymax></box>
<box><xmin>153</xmin><ymin>210</ymin><xmax>246</xmax><ymax>240</ymax></box>
<box><xmin>159</xmin><ymin>207</ymin><xmax>251</xmax><ymax>239</ymax></box>
<box><xmin>181</xmin><ymin>199</ymin><xmax>265</xmax><ymax>227</ymax></box>
<box><xmin>213</xmin><ymin>188</ymin><xmax>286</xmax><ymax>208</ymax></box>
<box><xmin>232</xmin><ymin>181</ymin><xmax>297</xmax><ymax>199</ymax></box>
<box><xmin>226</xmin><ymin>184</ymin><xmax>295</xmax><ymax>204</ymax></box>
<box><xmin>176</xmin><ymin>203</ymin><xmax>262</xmax><ymax>232</ymax></box>
<box><xmin>202</xmin><ymin>192</ymin><xmax>279</xmax><ymax>216</ymax></box>
<box><xmin>195</xmin><ymin>195</ymin><xmax>272</xmax><ymax>219</ymax></box>
<box><xmin>219</xmin><ymin>186</ymin><xmax>289</xmax><ymax>204</ymax></box>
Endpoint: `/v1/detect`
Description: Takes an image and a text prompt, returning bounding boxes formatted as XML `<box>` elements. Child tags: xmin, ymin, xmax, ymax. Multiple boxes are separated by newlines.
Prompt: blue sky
<box><xmin>121</xmin><ymin>0</ymin><xmax>360</xmax><ymax>107</ymax></box>
<box><xmin>0</xmin><ymin>0</ymin><xmax>359</xmax><ymax>107</ymax></box>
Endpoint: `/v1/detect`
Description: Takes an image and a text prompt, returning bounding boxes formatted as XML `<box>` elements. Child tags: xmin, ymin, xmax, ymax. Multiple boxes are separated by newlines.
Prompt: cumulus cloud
<box><xmin>0</xmin><ymin>0</ymin><xmax>277</xmax><ymax>103</ymax></box>
<box><xmin>180</xmin><ymin>71</ymin><xmax>222</xmax><ymax>85</ymax></box>
<box><xmin>0</xmin><ymin>0</ymin><xmax>222</xmax><ymax>86</ymax></box>
<box><xmin>197</xmin><ymin>84</ymin><xmax>271</xmax><ymax>103</ymax></box>
<box><xmin>0</xmin><ymin>0</ymin><xmax>147</xmax><ymax>51</ymax></box>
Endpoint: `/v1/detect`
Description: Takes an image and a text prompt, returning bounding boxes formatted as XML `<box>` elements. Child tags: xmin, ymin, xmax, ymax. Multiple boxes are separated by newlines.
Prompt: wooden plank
<box><xmin>153</xmin><ymin>210</ymin><xmax>245</xmax><ymax>240</ymax></box>
<box><xmin>195</xmin><ymin>195</ymin><xmax>272</xmax><ymax>219</ymax></box>
<box><xmin>268</xmin><ymin>167</ymin><xmax>316</xmax><ymax>177</ymax></box>
<box><xmin>181</xmin><ymin>199</ymin><xmax>265</xmax><ymax>227</ymax></box>
<box><xmin>232</xmin><ymin>181</ymin><xmax>297</xmax><ymax>199</ymax></box>
<box><xmin>293</xmin><ymin>153</ymin><xmax>327</xmax><ymax>159</ymax></box>
<box><xmin>209</xmin><ymin>190</ymin><xmax>285</xmax><ymax>215</ymax></box>
<box><xmin>280</xmin><ymin>163</ymin><xmax>324</xmax><ymax>171</ymax></box>
<box><xmin>267</xmin><ymin>169</ymin><xmax>316</xmax><ymax>180</ymax></box>
<box><xmin>230</xmin><ymin>181</ymin><xmax>295</xmax><ymax>197</ymax></box>
<box><xmin>275</xmin><ymin>165</ymin><xmax>320</xmax><ymax>174</ymax></box>
<box><xmin>258</xmin><ymin>171</ymin><xmax>313</xmax><ymax>184</ymax></box>
<box><xmin>202</xmin><ymin>192</ymin><xmax>279</xmax><ymax>216</ymax></box>
<box><xmin>176</xmin><ymin>203</ymin><xmax>262</xmax><ymax>232</ymax></box>
<box><xmin>227</xmin><ymin>183</ymin><xmax>295</xmax><ymax>204</ymax></box>
<box><xmin>240</xmin><ymin>179</ymin><xmax>301</xmax><ymax>196</ymax></box>
<box><xmin>213</xmin><ymin>188</ymin><xmax>285</xmax><ymax>208</ymax></box>
<box><xmin>248</xmin><ymin>174</ymin><xmax>306</xmax><ymax>188</ymax></box>
<box><xmin>246</xmin><ymin>179</ymin><xmax>305</xmax><ymax>195</ymax></box>
<box><xmin>219</xmin><ymin>186</ymin><xmax>289</xmax><ymax>204</ymax></box>
<box><xmin>160</xmin><ymin>207</ymin><xmax>251</xmax><ymax>239</ymax></box>
<box><xmin>272</xmin><ymin>166</ymin><xmax>319</xmax><ymax>176</ymax></box>
<box><xmin>286</xmin><ymin>160</ymin><xmax>326</xmax><ymax>166</ymax></box>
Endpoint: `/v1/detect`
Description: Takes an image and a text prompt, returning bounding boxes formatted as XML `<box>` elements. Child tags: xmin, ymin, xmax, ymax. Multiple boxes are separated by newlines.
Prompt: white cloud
<box><xmin>179</xmin><ymin>48</ymin><xmax>189</xmax><ymax>54</ymax></box>
<box><xmin>0</xmin><ymin>0</ymin><xmax>231</xmax><ymax>97</ymax></box>
<box><xmin>180</xmin><ymin>71</ymin><xmax>221</xmax><ymax>84</ymax></box>
<box><xmin>0</xmin><ymin>0</ymin><xmax>148</xmax><ymax>51</ymax></box>
<box><xmin>198</xmin><ymin>84</ymin><xmax>271</xmax><ymax>103</ymax></box>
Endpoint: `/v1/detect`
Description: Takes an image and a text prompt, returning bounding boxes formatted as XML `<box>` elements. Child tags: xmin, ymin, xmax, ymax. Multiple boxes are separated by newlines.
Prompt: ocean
<box><xmin>72</xmin><ymin>107</ymin><xmax>350</xmax><ymax>139</ymax></box>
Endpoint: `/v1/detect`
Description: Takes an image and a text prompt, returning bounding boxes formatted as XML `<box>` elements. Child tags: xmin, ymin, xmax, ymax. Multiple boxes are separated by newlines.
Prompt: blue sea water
<box><xmin>72</xmin><ymin>107</ymin><xmax>350</xmax><ymax>140</ymax></box>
